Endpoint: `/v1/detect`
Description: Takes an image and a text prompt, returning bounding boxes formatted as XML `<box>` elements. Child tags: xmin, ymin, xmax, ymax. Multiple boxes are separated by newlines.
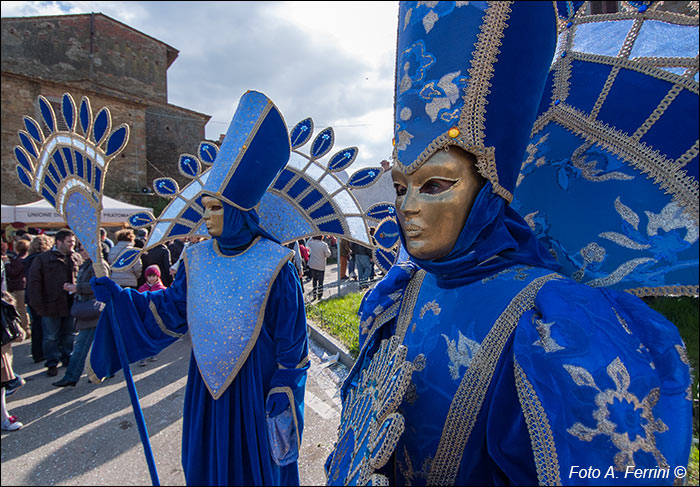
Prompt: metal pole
<box><xmin>336</xmin><ymin>239</ymin><xmax>341</xmax><ymax>297</ymax></box>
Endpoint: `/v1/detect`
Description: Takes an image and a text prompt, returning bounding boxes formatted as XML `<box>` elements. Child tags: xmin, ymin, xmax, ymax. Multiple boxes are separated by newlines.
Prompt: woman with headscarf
<box><xmin>327</xmin><ymin>3</ymin><xmax>692</xmax><ymax>485</ymax></box>
<box><xmin>89</xmin><ymin>91</ymin><xmax>309</xmax><ymax>486</ymax></box>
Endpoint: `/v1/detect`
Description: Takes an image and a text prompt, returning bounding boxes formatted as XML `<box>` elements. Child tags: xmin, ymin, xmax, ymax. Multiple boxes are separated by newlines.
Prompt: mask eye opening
<box><xmin>419</xmin><ymin>178</ymin><xmax>457</xmax><ymax>195</ymax></box>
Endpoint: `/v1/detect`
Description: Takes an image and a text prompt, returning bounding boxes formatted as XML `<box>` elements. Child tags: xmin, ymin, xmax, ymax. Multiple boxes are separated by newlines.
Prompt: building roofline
<box><xmin>2</xmin><ymin>12</ymin><xmax>180</xmax><ymax>67</ymax></box>
<box><xmin>151</xmin><ymin>103</ymin><xmax>212</xmax><ymax>122</ymax></box>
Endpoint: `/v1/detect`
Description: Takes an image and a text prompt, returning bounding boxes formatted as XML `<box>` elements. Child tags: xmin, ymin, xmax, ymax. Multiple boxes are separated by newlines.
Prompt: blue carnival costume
<box><xmin>89</xmin><ymin>91</ymin><xmax>309</xmax><ymax>486</ymax></box>
<box><xmin>326</xmin><ymin>2</ymin><xmax>693</xmax><ymax>486</ymax></box>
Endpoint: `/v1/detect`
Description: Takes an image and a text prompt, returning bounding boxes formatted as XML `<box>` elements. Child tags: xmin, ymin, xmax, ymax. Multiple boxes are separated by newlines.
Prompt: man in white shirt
<box><xmin>305</xmin><ymin>236</ymin><xmax>331</xmax><ymax>300</ymax></box>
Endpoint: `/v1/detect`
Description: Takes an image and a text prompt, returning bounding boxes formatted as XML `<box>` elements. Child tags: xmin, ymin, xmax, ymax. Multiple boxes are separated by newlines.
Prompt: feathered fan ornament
<box><xmin>14</xmin><ymin>93</ymin><xmax>160</xmax><ymax>485</ymax></box>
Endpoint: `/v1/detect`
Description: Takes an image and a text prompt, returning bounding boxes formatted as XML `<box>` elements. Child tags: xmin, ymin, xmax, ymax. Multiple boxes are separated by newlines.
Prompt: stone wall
<box><xmin>1</xmin><ymin>13</ymin><xmax>175</xmax><ymax>104</ymax></box>
<box><xmin>145</xmin><ymin>104</ymin><xmax>209</xmax><ymax>191</ymax></box>
<box><xmin>1</xmin><ymin>13</ymin><xmax>209</xmax><ymax>210</ymax></box>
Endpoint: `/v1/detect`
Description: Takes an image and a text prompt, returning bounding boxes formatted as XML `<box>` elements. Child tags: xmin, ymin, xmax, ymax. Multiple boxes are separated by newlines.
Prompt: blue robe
<box><xmin>89</xmin><ymin>243</ymin><xmax>309</xmax><ymax>486</ymax></box>
<box><xmin>345</xmin><ymin>263</ymin><xmax>692</xmax><ymax>485</ymax></box>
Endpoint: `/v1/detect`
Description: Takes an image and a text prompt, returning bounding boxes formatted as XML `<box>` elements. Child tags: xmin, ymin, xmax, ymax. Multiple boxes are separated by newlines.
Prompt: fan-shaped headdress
<box><xmin>514</xmin><ymin>1</ymin><xmax>699</xmax><ymax>296</ymax></box>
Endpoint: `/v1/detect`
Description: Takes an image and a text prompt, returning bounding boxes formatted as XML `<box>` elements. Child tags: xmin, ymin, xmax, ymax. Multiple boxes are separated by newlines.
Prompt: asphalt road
<box><xmin>0</xmin><ymin>331</ymin><xmax>349</xmax><ymax>486</ymax></box>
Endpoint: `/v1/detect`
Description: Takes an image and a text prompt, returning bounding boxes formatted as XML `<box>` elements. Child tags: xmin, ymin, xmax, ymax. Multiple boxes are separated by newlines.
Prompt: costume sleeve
<box><xmin>264</xmin><ymin>262</ymin><xmax>309</xmax><ymax>466</ymax></box>
<box><xmin>511</xmin><ymin>278</ymin><xmax>692</xmax><ymax>486</ymax></box>
<box><xmin>89</xmin><ymin>264</ymin><xmax>189</xmax><ymax>381</ymax></box>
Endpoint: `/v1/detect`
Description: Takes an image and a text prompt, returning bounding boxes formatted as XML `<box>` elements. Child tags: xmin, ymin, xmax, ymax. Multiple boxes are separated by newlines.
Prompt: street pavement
<box><xmin>0</xmin><ymin>329</ymin><xmax>349</xmax><ymax>486</ymax></box>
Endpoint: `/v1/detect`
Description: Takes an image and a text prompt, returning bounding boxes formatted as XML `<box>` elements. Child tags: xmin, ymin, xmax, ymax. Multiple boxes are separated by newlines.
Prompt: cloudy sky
<box><xmin>1</xmin><ymin>1</ymin><xmax>399</xmax><ymax>170</ymax></box>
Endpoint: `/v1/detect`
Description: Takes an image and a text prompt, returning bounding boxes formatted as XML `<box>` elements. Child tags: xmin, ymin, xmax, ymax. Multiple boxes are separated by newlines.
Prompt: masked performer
<box><xmin>328</xmin><ymin>3</ymin><xmax>692</xmax><ymax>485</ymax></box>
<box><xmin>90</xmin><ymin>91</ymin><xmax>309</xmax><ymax>486</ymax></box>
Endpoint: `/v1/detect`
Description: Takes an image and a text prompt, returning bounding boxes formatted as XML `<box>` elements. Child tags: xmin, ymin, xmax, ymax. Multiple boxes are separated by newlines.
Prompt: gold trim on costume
<box><xmin>535</xmin><ymin>104</ymin><xmax>699</xmax><ymax>226</ymax></box>
<box><xmin>392</xmin><ymin>2</ymin><xmax>515</xmax><ymax>203</ymax></box>
<box><xmin>365</xmin><ymin>300</ymin><xmax>402</xmax><ymax>340</ymax></box>
<box><xmin>395</xmin><ymin>270</ymin><xmax>427</xmax><ymax>340</ymax></box>
<box><xmin>427</xmin><ymin>273</ymin><xmax>560</xmax><ymax>485</ymax></box>
<box><xmin>85</xmin><ymin>349</ymin><xmax>104</xmax><ymax>384</ymax></box>
<box><xmin>278</xmin><ymin>355</ymin><xmax>310</xmax><ymax>370</ymax></box>
<box><xmin>532</xmin><ymin>7</ymin><xmax>699</xmax><ymax>226</ymax></box>
<box><xmin>267</xmin><ymin>386</ymin><xmax>301</xmax><ymax>449</ymax></box>
<box><xmin>148</xmin><ymin>301</ymin><xmax>183</xmax><ymax>338</ymax></box>
<box><xmin>625</xmin><ymin>285</ymin><xmax>699</xmax><ymax>298</ymax></box>
<box><xmin>514</xmin><ymin>358</ymin><xmax>562</xmax><ymax>486</ymax></box>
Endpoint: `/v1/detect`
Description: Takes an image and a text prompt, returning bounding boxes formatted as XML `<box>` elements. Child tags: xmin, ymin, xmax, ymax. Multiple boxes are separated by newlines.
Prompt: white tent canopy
<box><xmin>1</xmin><ymin>196</ymin><xmax>153</xmax><ymax>227</ymax></box>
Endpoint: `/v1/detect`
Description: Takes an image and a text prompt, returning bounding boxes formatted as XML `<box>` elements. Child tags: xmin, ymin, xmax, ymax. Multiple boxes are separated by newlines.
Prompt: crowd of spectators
<box><xmin>0</xmin><ymin>224</ymin><xmax>381</xmax><ymax>432</ymax></box>
<box><xmin>0</xmin><ymin>226</ymin><xmax>192</xmax><ymax>431</ymax></box>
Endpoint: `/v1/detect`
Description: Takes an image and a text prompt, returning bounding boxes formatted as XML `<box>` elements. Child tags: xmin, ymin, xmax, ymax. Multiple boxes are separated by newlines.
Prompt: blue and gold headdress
<box><xmin>201</xmin><ymin>90</ymin><xmax>290</xmax><ymax>210</ymax></box>
<box><xmin>109</xmin><ymin>95</ymin><xmax>386</xmax><ymax>270</ymax></box>
<box><xmin>393</xmin><ymin>1</ymin><xmax>557</xmax><ymax>202</ymax></box>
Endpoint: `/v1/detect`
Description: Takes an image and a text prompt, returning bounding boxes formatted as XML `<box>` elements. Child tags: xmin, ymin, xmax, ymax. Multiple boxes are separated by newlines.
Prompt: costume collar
<box><xmin>183</xmin><ymin>237</ymin><xmax>292</xmax><ymax>399</ymax></box>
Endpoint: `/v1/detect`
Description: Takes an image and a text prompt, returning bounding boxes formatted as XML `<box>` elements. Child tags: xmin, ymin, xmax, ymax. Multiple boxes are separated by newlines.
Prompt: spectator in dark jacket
<box><xmin>27</xmin><ymin>230</ymin><xmax>82</xmax><ymax>377</ymax></box>
<box><xmin>5</xmin><ymin>239</ymin><xmax>30</xmax><ymax>337</ymax></box>
<box><xmin>23</xmin><ymin>234</ymin><xmax>54</xmax><ymax>363</ymax></box>
<box><xmin>53</xmin><ymin>245</ymin><xmax>109</xmax><ymax>387</ymax></box>
<box><xmin>167</xmin><ymin>238</ymin><xmax>185</xmax><ymax>265</ymax></box>
<box><xmin>134</xmin><ymin>228</ymin><xmax>148</xmax><ymax>249</ymax></box>
<box><xmin>138</xmin><ymin>243</ymin><xmax>172</xmax><ymax>287</ymax></box>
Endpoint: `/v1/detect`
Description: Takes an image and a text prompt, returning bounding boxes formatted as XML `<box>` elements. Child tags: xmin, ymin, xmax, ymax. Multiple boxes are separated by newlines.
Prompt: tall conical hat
<box><xmin>393</xmin><ymin>1</ymin><xmax>557</xmax><ymax>202</ymax></box>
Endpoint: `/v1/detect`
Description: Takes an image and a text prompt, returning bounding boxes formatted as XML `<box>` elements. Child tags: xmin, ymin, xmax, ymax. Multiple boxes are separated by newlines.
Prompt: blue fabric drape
<box><xmin>215</xmin><ymin>205</ymin><xmax>279</xmax><ymax>254</ymax></box>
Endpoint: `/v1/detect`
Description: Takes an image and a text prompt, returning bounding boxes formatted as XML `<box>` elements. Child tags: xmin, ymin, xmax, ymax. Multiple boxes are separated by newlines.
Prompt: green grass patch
<box><xmin>646</xmin><ymin>296</ymin><xmax>699</xmax><ymax>441</ymax></box>
<box><xmin>645</xmin><ymin>297</ymin><xmax>698</xmax><ymax>380</ymax></box>
<box><xmin>689</xmin><ymin>444</ymin><xmax>699</xmax><ymax>486</ymax></box>
<box><xmin>306</xmin><ymin>292</ymin><xmax>363</xmax><ymax>357</ymax></box>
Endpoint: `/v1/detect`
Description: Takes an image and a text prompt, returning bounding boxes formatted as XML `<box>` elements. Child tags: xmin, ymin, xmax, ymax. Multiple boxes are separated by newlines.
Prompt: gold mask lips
<box><xmin>392</xmin><ymin>148</ymin><xmax>483</xmax><ymax>261</ymax></box>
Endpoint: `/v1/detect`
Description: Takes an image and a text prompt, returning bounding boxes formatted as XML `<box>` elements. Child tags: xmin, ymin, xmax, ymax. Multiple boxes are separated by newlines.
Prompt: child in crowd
<box><xmin>138</xmin><ymin>265</ymin><xmax>166</xmax><ymax>293</ymax></box>
<box><xmin>136</xmin><ymin>265</ymin><xmax>165</xmax><ymax>366</ymax></box>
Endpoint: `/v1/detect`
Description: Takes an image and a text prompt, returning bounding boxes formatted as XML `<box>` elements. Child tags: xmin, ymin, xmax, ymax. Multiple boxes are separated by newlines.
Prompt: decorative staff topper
<box><xmin>14</xmin><ymin>93</ymin><xmax>161</xmax><ymax>485</ymax></box>
<box><xmin>14</xmin><ymin>93</ymin><xmax>129</xmax><ymax>275</ymax></box>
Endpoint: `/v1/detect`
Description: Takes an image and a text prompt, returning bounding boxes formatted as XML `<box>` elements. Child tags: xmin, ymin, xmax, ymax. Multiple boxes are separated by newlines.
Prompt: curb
<box><xmin>306</xmin><ymin>319</ymin><xmax>355</xmax><ymax>369</ymax></box>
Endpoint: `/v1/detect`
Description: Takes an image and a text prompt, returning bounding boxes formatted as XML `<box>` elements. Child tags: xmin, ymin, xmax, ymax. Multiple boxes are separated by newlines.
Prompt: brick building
<box><xmin>1</xmin><ymin>12</ymin><xmax>210</xmax><ymax>208</ymax></box>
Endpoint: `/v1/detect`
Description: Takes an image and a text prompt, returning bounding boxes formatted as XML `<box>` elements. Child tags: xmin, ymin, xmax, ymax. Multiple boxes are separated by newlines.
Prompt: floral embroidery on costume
<box><xmin>564</xmin><ymin>357</ymin><xmax>669</xmax><ymax>471</ymax></box>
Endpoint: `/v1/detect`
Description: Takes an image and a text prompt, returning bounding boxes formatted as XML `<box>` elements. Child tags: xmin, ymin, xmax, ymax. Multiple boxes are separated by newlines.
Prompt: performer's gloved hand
<box><xmin>266</xmin><ymin>392</ymin><xmax>290</xmax><ymax>418</ymax></box>
<box><xmin>91</xmin><ymin>276</ymin><xmax>123</xmax><ymax>303</ymax></box>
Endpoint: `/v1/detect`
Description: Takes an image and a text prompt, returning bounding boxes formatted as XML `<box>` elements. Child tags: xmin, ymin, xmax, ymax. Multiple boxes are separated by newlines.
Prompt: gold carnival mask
<box><xmin>392</xmin><ymin>147</ymin><xmax>483</xmax><ymax>261</ymax></box>
<box><xmin>202</xmin><ymin>195</ymin><xmax>225</xmax><ymax>237</ymax></box>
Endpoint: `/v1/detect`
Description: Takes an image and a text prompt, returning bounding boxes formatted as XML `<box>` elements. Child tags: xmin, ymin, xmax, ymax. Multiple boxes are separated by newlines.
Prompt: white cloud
<box><xmin>2</xmin><ymin>1</ymin><xmax>398</xmax><ymax>174</ymax></box>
